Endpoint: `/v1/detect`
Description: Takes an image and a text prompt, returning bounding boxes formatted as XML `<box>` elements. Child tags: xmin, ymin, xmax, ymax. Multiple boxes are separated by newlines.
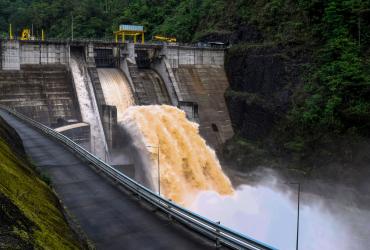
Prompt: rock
<box><xmin>225</xmin><ymin>44</ymin><xmax>310</xmax><ymax>140</ymax></box>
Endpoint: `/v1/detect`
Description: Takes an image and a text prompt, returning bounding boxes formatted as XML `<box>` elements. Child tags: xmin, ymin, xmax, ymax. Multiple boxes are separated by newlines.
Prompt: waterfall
<box><xmin>69</xmin><ymin>55</ymin><xmax>108</xmax><ymax>159</ymax></box>
<box><xmin>121</xmin><ymin>105</ymin><xmax>233</xmax><ymax>205</ymax></box>
<box><xmin>98</xmin><ymin>68</ymin><xmax>233</xmax><ymax>205</ymax></box>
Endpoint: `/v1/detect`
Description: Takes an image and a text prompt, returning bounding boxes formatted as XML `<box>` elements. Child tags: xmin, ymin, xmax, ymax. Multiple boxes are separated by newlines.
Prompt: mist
<box><xmin>189</xmin><ymin>173</ymin><xmax>370</xmax><ymax>250</ymax></box>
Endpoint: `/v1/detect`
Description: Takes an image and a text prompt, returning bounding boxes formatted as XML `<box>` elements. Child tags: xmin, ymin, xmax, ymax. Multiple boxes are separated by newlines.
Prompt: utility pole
<box><xmin>157</xmin><ymin>143</ymin><xmax>160</xmax><ymax>196</ymax></box>
<box><xmin>71</xmin><ymin>14</ymin><xmax>74</xmax><ymax>41</ymax></box>
<box><xmin>285</xmin><ymin>182</ymin><xmax>301</xmax><ymax>250</ymax></box>
<box><xmin>296</xmin><ymin>183</ymin><xmax>301</xmax><ymax>250</ymax></box>
<box><xmin>292</xmin><ymin>183</ymin><xmax>300</xmax><ymax>250</ymax></box>
<box><xmin>358</xmin><ymin>14</ymin><xmax>361</xmax><ymax>47</ymax></box>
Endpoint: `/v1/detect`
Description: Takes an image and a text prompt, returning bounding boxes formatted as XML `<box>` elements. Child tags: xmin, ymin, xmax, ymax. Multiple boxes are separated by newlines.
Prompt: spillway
<box><xmin>97</xmin><ymin>68</ymin><xmax>135</xmax><ymax>117</ymax></box>
<box><xmin>98</xmin><ymin>68</ymin><xmax>233</xmax><ymax>205</ymax></box>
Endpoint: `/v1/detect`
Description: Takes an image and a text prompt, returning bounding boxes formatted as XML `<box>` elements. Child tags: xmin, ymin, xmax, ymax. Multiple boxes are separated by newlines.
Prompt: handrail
<box><xmin>0</xmin><ymin>105</ymin><xmax>277</xmax><ymax>250</ymax></box>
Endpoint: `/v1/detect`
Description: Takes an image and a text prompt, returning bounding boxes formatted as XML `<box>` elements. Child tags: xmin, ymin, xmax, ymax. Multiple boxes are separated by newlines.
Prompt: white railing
<box><xmin>0</xmin><ymin>105</ymin><xmax>276</xmax><ymax>250</ymax></box>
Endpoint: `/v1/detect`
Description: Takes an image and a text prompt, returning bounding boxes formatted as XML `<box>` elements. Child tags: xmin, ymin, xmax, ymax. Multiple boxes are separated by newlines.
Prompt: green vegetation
<box><xmin>1</xmin><ymin>0</ymin><xmax>370</xmax><ymax>172</ymax></box>
<box><xmin>0</xmin><ymin>0</ymin><xmax>309</xmax><ymax>41</ymax></box>
<box><xmin>0</xmin><ymin>119</ymin><xmax>83</xmax><ymax>249</ymax></box>
<box><xmin>281</xmin><ymin>1</ymin><xmax>370</xmax><ymax>157</ymax></box>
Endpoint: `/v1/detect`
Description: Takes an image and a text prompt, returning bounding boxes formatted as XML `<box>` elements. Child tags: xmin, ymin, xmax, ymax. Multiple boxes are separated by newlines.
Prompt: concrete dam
<box><xmin>0</xmin><ymin>39</ymin><xmax>234</xmax><ymax>193</ymax></box>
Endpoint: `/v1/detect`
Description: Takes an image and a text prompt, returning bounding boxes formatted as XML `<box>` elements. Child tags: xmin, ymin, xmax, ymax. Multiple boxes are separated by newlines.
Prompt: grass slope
<box><xmin>0</xmin><ymin>118</ymin><xmax>82</xmax><ymax>249</ymax></box>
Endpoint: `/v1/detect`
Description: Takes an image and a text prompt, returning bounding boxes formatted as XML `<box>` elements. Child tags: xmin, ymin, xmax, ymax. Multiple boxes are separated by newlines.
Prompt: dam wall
<box><xmin>160</xmin><ymin>45</ymin><xmax>234</xmax><ymax>149</ymax></box>
<box><xmin>0</xmin><ymin>64</ymin><xmax>80</xmax><ymax>127</ymax></box>
<box><xmin>163</xmin><ymin>45</ymin><xmax>225</xmax><ymax>67</ymax></box>
<box><xmin>1</xmin><ymin>40</ymin><xmax>69</xmax><ymax>70</ymax></box>
<box><xmin>0</xmin><ymin>40</ymin><xmax>86</xmax><ymax>149</ymax></box>
<box><xmin>0</xmin><ymin>40</ymin><xmax>75</xmax><ymax>127</ymax></box>
<box><xmin>0</xmin><ymin>39</ymin><xmax>233</xmax><ymax>152</ymax></box>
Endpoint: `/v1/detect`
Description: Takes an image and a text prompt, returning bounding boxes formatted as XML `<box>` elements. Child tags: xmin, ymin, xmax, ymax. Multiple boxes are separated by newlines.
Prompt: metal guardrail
<box><xmin>0</xmin><ymin>105</ymin><xmax>277</xmax><ymax>250</ymax></box>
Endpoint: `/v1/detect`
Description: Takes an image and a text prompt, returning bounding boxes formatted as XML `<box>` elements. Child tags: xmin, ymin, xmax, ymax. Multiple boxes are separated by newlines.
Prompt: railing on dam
<box><xmin>0</xmin><ymin>105</ymin><xmax>276</xmax><ymax>250</ymax></box>
<box><xmin>0</xmin><ymin>37</ymin><xmax>227</xmax><ymax>49</ymax></box>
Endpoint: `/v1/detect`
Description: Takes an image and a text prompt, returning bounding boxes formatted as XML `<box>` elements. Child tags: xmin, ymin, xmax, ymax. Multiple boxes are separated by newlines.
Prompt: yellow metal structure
<box><xmin>114</xmin><ymin>25</ymin><xmax>145</xmax><ymax>44</ymax></box>
<box><xmin>41</xmin><ymin>29</ymin><xmax>45</xmax><ymax>41</ymax></box>
<box><xmin>153</xmin><ymin>35</ymin><xmax>176</xmax><ymax>43</ymax></box>
<box><xmin>20</xmin><ymin>29</ymin><xmax>31</xmax><ymax>40</ymax></box>
<box><xmin>9</xmin><ymin>24</ymin><xmax>14</xmax><ymax>40</ymax></box>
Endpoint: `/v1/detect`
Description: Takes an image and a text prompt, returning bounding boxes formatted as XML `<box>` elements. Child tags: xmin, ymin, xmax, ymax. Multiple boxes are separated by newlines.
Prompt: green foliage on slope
<box><xmin>0</xmin><ymin>118</ymin><xmax>83</xmax><ymax>249</ymax></box>
<box><xmin>284</xmin><ymin>1</ymin><xmax>370</xmax><ymax>150</ymax></box>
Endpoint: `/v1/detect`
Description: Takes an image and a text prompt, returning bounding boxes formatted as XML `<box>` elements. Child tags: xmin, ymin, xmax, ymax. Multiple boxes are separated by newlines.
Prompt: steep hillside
<box><xmin>220</xmin><ymin>1</ymin><xmax>370</xmax><ymax>183</ymax></box>
<box><xmin>0</xmin><ymin>117</ymin><xmax>85</xmax><ymax>249</ymax></box>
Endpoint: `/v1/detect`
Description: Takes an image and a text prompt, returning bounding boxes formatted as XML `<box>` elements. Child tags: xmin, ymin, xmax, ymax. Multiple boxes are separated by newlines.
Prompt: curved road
<box><xmin>0</xmin><ymin>110</ymin><xmax>215</xmax><ymax>250</ymax></box>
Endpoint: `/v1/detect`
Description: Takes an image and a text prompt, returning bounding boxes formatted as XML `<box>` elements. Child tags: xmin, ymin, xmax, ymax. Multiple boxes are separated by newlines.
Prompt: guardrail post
<box><xmin>216</xmin><ymin>221</ymin><xmax>221</xmax><ymax>248</ymax></box>
<box><xmin>136</xmin><ymin>187</ymin><xmax>141</xmax><ymax>201</ymax></box>
<box><xmin>167</xmin><ymin>199</ymin><xmax>173</xmax><ymax>221</ymax></box>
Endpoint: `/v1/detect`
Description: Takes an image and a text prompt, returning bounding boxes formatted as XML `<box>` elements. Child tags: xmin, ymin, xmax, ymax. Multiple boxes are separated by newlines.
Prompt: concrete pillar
<box><xmin>2</xmin><ymin>40</ymin><xmax>20</xmax><ymax>70</ymax></box>
<box><xmin>86</xmin><ymin>43</ymin><xmax>95</xmax><ymax>65</ymax></box>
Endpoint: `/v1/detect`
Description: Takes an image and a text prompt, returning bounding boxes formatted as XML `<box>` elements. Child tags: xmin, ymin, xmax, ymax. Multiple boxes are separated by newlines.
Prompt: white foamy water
<box><xmin>70</xmin><ymin>55</ymin><xmax>108</xmax><ymax>159</ymax></box>
<box><xmin>190</xmin><ymin>181</ymin><xmax>370</xmax><ymax>250</ymax></box>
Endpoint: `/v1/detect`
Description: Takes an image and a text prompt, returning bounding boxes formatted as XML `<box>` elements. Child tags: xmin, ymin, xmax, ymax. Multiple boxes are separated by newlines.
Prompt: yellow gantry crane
<box><xmin>8</xmin><ymin>24</ymin><xmax>45</xmax><ymax>41</ymax></box>
<box><xmin>114</xmin><ymin>24</ymin><xmax>145</xmax><ymax>44</ymax></box>
<box><xmin>20</xmin><ymin>29</ymin><xmax>31</xmax><ymax>40</ymax></box>
<box><xmin>153</xmin><ymin>35</ymin><xmax>176</xmax><ymax>43</ymax></box>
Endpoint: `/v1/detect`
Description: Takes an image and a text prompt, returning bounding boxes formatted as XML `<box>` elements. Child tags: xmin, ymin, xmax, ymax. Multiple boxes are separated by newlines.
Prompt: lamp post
<box><xmin>71</xmin><ymin>14</ymin><xmax>74</xmax><ymax>41</ymax></box>
<box><xmin>288</xmin><ymin>182</ymin><xmax>301</xmax><ymax>250</ymax></box>
<box><xmin>146</xmin><ymin>144</ymin><xmax>160</xmax><ymax>196</ymax></box>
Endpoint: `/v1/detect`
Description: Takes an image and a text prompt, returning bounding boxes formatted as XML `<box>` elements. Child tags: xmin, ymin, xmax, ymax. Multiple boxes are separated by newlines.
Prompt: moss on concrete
<box><xmin>0</xmin><ymin>119</ymin><xmax>83</xmax><ymax>249</ymax></box>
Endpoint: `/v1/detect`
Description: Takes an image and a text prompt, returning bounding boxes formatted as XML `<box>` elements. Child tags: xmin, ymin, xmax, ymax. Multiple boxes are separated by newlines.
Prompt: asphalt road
<box><xmin>0</xmin><ymin>110</ymin><xmax>215</xmax><ymax>250</ymax></box>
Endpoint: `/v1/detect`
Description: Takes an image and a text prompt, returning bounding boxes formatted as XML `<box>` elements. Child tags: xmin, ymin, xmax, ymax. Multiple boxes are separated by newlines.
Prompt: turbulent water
<box><xmin>190</xmin><ymin>175</ymin><xmax>370</xmax><ymax>250</ymax></box>
<box><xmin>70</xmin><ymin>55</ymin><xmax>108</xmax><ymax>159</ymax></box>
<box><xmin>121</xmin><ymin>105</ymin><xmax>233</xmax><ymax>204</ymax></box>
<box><xmin>98</xmin><ymin>68</ymin><xmax>232</xmax><ymax>204</ymax></box>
